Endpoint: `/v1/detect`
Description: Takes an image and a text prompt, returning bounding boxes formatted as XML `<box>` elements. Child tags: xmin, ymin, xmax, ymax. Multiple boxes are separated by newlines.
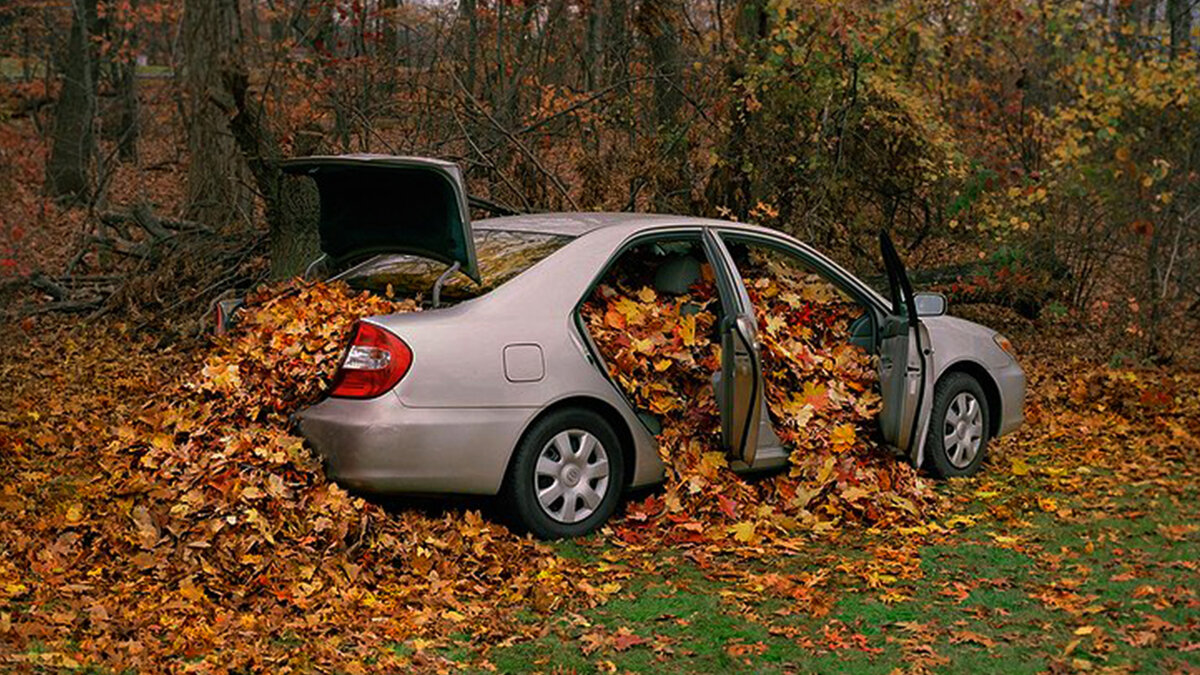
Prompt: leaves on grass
<box><xmin>1</xmin><ymin>277</ymin><xmax>1197</xmax><ymax>671</ymax></box>
<box><xmin>0</xmin><ymin>281</ymin><xmax>593</xmax><ymax>671</ymax></box>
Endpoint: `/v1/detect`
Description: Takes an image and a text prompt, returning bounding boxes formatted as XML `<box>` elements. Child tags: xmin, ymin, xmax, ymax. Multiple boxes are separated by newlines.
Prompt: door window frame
<box><xmin>702</xmin><ymin>229</ymin><xmax>765</xmax><ymax>463</ymax></box>
<box><xmin>570</xmin><ymin>227</ymin><xmax>714</xmax><ymax>434</ymax></box>
<box><xmin>712</xmin><ymin>229</ymin><xmax>888</xmax><ymax>351</ymax></box>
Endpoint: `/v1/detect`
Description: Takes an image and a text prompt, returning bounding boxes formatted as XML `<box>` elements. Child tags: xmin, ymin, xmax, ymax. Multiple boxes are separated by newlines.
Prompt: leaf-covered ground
<box><xmin>487</xmin><ymin>351</ymin><xmax>1200</xmax><ymax>673</ymax></box>
<box><xmin>0</xmin><ymin>283</ymin><xmax>1196</xmax><ymax>673</ymax></box>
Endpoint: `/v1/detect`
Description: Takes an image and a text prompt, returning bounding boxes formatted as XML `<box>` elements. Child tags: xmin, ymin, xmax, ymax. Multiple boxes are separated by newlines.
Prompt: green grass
<box><xmin>473</xmin><ymin>473</ymin><xmax>1200</xmax><ymax>674</ymax></box>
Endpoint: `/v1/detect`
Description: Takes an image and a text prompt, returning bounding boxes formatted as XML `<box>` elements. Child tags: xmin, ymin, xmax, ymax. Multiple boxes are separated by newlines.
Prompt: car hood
<box><xmin>281</xmin><ymin>154</ymin><xmax>480</xmax><ymax>282</ymax></box>
<box><xmin>920</xmin><ymin>314</ymin><xmax>1013</xmax><ymax>370</ymax></box>
<box><xmin>921</xmin><ymin>313</ymin><xmax>998</xmax><ymax>338</ymax></box>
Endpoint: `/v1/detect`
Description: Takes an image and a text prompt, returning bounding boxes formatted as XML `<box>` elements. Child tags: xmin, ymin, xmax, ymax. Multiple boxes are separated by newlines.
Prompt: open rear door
<box><xmin>877</xmin><ymin>231</ymin><xmax>933</xmax><ymax>463</ymax></box>
<box><xmin>704</xmin><ymin>230</ymin><xmax>763</xmax><ymax>466</ymax></box>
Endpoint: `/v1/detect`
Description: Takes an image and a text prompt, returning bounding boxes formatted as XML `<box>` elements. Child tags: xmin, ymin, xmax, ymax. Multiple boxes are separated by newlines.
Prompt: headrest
<box><xmin>654</xmin><ymin>254</ymin><xmax>702</xmax><ymax>295</ymax></box>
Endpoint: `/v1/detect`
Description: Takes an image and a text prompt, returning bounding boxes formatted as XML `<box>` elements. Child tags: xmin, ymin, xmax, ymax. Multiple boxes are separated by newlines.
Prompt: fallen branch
<box><xmin>99</xmin><ymin>207</ymin><xmax>212</xmax><ymax>237</ymax></box>
<box><xmin>84</xmin><ymin>234</ymin><xmax>153</xmax><ymax>259</ymax></box>
<box><xmin>16</xmin><ymin>299</ymin><xmax>104</xmax><ymax>317</ymax></box>
<box><xmin>29</xmin><ymin>272</ymin><xmax>69</xmax><ymax>301</ymax></box>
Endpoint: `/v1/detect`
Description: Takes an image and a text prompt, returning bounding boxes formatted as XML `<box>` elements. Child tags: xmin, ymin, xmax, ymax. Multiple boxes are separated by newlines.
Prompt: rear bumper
<box><xmin>994</xmin><ymin>360</ymin><xmax>1025</xmax><ymax>437</ymax></box>
<box><xmin>296</xmin><ymin>394</ymin><xmax>535</xmax><ymax>495</ymax></box>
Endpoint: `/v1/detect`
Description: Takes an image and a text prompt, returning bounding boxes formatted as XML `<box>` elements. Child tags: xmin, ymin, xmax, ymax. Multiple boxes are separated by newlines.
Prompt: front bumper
<box><xmin>296</xmin><ymin>394</ymin><xmax>537</xmax><ymax>495</ymax></box>
<box><xmin>994</xmin><ymin>360</ymin><xmax>1026</xmax><ymax>437</ymax></box>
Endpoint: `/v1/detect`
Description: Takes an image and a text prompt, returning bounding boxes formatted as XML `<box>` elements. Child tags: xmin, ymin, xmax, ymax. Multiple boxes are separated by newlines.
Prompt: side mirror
<box><xmin>914</xmin><ymin>292</ymin><xmax>947</xmax><ymax>317</ymax></box>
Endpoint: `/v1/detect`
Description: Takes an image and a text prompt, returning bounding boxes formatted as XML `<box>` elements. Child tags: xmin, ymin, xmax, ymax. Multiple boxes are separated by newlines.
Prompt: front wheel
<box><xmin>501</xmin><ymin>408</ymin><xmax>625</xmax><ymax>539</ymax></box>
<box><xmin>924</xmin><ymin>372</ymin><xmax>990</xmax><ymax>478</ymax></box>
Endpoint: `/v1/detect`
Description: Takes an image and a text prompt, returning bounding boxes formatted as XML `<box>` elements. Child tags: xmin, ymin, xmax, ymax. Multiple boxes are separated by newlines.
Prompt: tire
<box><xmin>924</xmin><ymin>372</ymin><xmax>990</xmax><ymax>478</ymax></box>
<box><xmin>501</xmin><ymin>408</ymin><xmax>626</xmax><ymax>539</ymax></box>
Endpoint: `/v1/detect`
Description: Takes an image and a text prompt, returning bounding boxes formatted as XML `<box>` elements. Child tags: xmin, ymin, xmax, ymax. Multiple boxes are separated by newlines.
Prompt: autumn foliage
<box><xmin>581</xmin><ymin>253</ymin><xmax>938</xmax><ymax>550</ymax></box>
<box><xmin>2</xmin><ymin>0</ymin><xmax>1199</xmax><ymax>669</ymax></box>
<box><xmin>2</xmin><ymin>274</ymin><xmax>1197</xmax><ymax>670</ymax></box>
<box><xmin>1</xmin><ymin>283</ymin><xmax>600</xmax><ymax>671</ymax></box>
<box><xmin>0</xmin><ymin>261</ymin><xmax>940</xmax><ymax>670</ymax></box>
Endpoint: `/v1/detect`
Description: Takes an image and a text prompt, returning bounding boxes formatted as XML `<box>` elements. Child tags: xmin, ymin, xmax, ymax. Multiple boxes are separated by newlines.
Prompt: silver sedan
<box><xmin>289</xmin><ymin>155</ymin><xmax>1025</xmax><ymax>539</ymax></box>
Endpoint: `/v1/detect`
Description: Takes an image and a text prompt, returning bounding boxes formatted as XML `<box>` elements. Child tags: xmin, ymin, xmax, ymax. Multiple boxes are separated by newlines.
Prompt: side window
<box><xmin>721</xmin><ymin>237</ymin><xmax>869</xmax><ymax>335</ymax></box>
<box><xmin>721</xmin><ymin>237</ymin><xmax>859</xmax><ymax>309</ymax></box>
<box><xmin>719</xmin><ymin>233</ymin><xmax>878</xmax><ymax>423</ymax></box>
<box><xmin>579</xmin><ymin>236</ymin><xmax>725</xmax><ymax>427</ymax></box>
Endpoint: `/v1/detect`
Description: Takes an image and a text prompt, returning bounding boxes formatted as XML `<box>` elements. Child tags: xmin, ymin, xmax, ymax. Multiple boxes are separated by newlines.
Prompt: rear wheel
<box><xmin>502</xmin><ymin>408</ymin><xmax>625</xmax><ymax>539</ymax></box>
<box><xmin>924</xmin><ymin>372</ymin><xmax>990</xmax><ymax>478</ymax></box>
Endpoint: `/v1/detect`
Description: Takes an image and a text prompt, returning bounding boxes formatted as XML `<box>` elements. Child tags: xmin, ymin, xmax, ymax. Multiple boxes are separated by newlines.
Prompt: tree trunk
<box><xmin>380</xmin><ymin>0</ymin><xmax>401</xmax><ymax>72</ymax></box>
<box><xmin>460</xmin><ymin>0</ymin><xmax>479</xmax><ymax>93</ymax></box>
<box><xmin>46</xmin><ymin>0</ymin><xmax>98</xmax><ymax>202</ymax></box>
<box><xmin>224</xmin><ymin>67</ymin><xmax>322</xmax><ymax>280</ymax></box>
<box><xmin>1168</xmin><ymin>0</ymin><xmax>1192</xmax><ymax>58</ymax></box>
<box><xmin>545</xmin><ymin>0</ymin><xmax>570</xmax><ymax>86</ymax></box>
<box><xmin>636</xmin><ymin>0</ymin><xmax>682</xmax><ymax>130</ymax></box>
<box><xmin>635</xmin><ymin>0</ymin><xmax>686</xmax><ymax>210</ymax></box>
<box><xmin>704</xmin><ymin>0</ymin><xmax>768</xmax><ymax>219</ymax></box>
<box><xmin>584</xmin><ymin>0</ymin><xmax>603</xmax><ymax>90</ymax></box>
<box><xmin>117</xmin><ymin>0</ymin><xmax>139</xmax><ymax>163</ymax></box>
<box><xmin>603</xmin><ymin>0</ymin><xmax>630</xmax><ymax>90</ymax></box>
<box><xmin>181</xmin><ymin>0</ymin><xmax>251</xmax><ymax>228</ymax></box>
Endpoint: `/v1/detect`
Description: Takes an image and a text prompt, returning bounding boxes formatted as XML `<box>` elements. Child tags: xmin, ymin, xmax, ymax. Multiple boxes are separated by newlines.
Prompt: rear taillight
<box><xmin>329</xmin><ymin>321</ymin><xmax>413</xmax><ymax>399</ymax></box>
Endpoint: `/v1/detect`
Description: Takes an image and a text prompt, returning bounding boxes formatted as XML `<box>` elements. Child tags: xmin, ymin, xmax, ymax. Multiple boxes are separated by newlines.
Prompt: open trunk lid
<box><xmin>281</xmin><ymin>154</ymin><xmax>480</xmax><ymax>282</ymax></box>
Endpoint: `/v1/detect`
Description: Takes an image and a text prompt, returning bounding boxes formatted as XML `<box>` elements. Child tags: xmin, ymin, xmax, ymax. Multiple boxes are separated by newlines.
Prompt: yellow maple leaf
<box><xmin>64</xmin><ymin>503</ymin><xmax>84</xmax><ymax>525</ymax></box>
<box><xmin>830</xmin><ymin>423</ymin><xmax>856</xmax><ymax>450</ymax></box>
<box><xmin>729</xmin><ymin>521</ymin><xmax>756</xmax><ymax>543</ymax></box>
<box><xmin>764</xmin><ymin>314</ymin><xmax>786</xmax><ymax>335</ymax></box>
<box><xmin>1010</xmin><ymin>457</ymin><xmax>1031</xmax><ymax>476</ymax></box>
<box><xmin>801</xmin><ymin>381</ymin><xmax>829</xmax><ymax>410</ymax></box>
<box><xmin>614</xmin><ymin>297</ymin><xmax>643</xmax><ymax>323</ymax></box>
<box><xmin>677</xmin><ymin>313</ymin><xmax>697</xmax><ymax>346</ymax></box>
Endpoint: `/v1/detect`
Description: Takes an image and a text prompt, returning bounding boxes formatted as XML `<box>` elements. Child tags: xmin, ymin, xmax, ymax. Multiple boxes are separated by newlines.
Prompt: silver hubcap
<box><xmin>535</xmin><ymin>429</ymin><xmax>610</xmax><ymax>524</ymax></box>
<box><xmin>943</xmin><ymin>392</ymin><xmax>984</xmax><ymax>468</ymax></box>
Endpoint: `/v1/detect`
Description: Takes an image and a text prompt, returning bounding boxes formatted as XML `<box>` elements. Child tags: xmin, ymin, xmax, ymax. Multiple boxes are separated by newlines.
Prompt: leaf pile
<box><xmin>2</xmin><ymin>270</ymin><xmax>935</xmax><ymax>671</ymax></box>
<box><xmin>0</xmin><ymin>282</ymin><xmax>596</xmax><ymax>672</ymax></box>
<box><xmin>582</xmin><ymin>254</ymin><xmax>939</xmax><ymax>549</ymax></box>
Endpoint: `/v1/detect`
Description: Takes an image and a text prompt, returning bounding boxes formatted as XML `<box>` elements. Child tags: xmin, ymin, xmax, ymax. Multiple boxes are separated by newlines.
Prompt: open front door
<box><xmin>878</xmin><ymin>231</ymin><xmax>933</xmax><ymax>462</ymax></box>
<box><xmin>704</xmin><ymin>230</ymin><xmax>763</xmax><ymax>466</ymax></box>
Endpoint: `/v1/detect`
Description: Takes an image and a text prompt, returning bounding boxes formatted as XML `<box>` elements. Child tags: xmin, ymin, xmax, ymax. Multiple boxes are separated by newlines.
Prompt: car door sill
<box><xmin>731</xmin><ymin>445</ymin><xmax>789</xmax><ymax>474</ymax></box>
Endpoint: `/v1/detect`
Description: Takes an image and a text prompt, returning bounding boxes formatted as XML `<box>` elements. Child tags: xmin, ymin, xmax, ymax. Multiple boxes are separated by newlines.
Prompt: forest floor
<box><xmin>0</xmin><ymin>310</ymin><xmax>1196</xmax><ymax>674</ymax></box>
<box><xmin>485</xmin><ymin>433</ymin><xmax>1199</xmax><ymax>673</ymax></box>
<box><xmin>455</xmin><ymin>332</ymin><xmax>1200</xmax><ymax>673</ymax></box>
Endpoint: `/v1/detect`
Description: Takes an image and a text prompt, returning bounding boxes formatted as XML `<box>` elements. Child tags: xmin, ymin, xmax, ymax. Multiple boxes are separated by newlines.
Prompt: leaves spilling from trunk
<box><xmin>0</xmin><ymin>282</ymin><xmax>593</xmax><ymax>672</ymax></box>
<box><xmin>0</xmin><ymin>267</ymin><xmax>940</xmax><ymax>669</ymax></box>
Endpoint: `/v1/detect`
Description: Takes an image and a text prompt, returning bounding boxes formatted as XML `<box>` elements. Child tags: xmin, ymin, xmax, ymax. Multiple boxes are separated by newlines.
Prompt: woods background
<box><xmin>0</xmin><ymin>0</ymin><xmax>1197</xmax><ymax>359</ymax></box>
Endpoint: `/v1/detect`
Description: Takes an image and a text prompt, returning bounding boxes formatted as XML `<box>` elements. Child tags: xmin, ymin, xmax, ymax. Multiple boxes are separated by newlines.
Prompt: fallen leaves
<box><xmin>0</xmin><ymin>281</ymin><xmax>597</xmax><ymax>671</ymax></box>
<box><xmin>581</xmin><ymin>250</ymin><xmax>940</xmax><ymax>556</ymax></box>
<box><xmin>0</xmin><ymin>270</ymin><xmax>1196</xmax><ymax>672</ymax></box>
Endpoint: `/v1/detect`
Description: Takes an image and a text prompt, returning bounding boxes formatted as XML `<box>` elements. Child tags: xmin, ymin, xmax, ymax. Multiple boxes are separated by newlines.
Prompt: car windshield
<box><xmin>342</xmin><ymin>228</ymin><xmax>572</xmax><ymax>305</ymax></box>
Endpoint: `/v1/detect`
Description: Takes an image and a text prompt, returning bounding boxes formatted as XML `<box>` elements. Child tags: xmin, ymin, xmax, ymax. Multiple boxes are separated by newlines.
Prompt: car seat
<box><xmin>653</xmin><ymin>254</ymin><xmax>702</xmax><ymax>296</ymax></box>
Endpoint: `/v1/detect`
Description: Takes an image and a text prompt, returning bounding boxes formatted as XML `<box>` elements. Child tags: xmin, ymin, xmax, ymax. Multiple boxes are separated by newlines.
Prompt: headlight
<box><xmin>993</xmin><ymin>334</ymin><xmax>1017</xmax><ymax>358</ymax></box>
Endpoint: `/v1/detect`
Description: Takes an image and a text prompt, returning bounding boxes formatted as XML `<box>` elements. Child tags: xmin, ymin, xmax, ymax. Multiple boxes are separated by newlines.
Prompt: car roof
<box><xmin>474</xmin><ymin>212</ymin><xmax>774</xmax><ymax>238</ymax></box>
<box><xmin>472</xmin><ymin>211</ymin><xmax>892</xmax><ymax>315</ymax></box>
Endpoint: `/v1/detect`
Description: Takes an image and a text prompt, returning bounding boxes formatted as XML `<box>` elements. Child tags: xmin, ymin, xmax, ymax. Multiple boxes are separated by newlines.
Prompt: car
<box><xmin>288</xmin><ymin>154</ymin><xmax>1026</xmax><ymax>539</ymax></box>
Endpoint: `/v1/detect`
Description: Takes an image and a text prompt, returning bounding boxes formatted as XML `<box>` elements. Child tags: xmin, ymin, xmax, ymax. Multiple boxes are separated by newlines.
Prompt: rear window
<box><xmin>343</xmin><ymin>229</ymin><xmax>572</xmax><ymax>305</ymax></box>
